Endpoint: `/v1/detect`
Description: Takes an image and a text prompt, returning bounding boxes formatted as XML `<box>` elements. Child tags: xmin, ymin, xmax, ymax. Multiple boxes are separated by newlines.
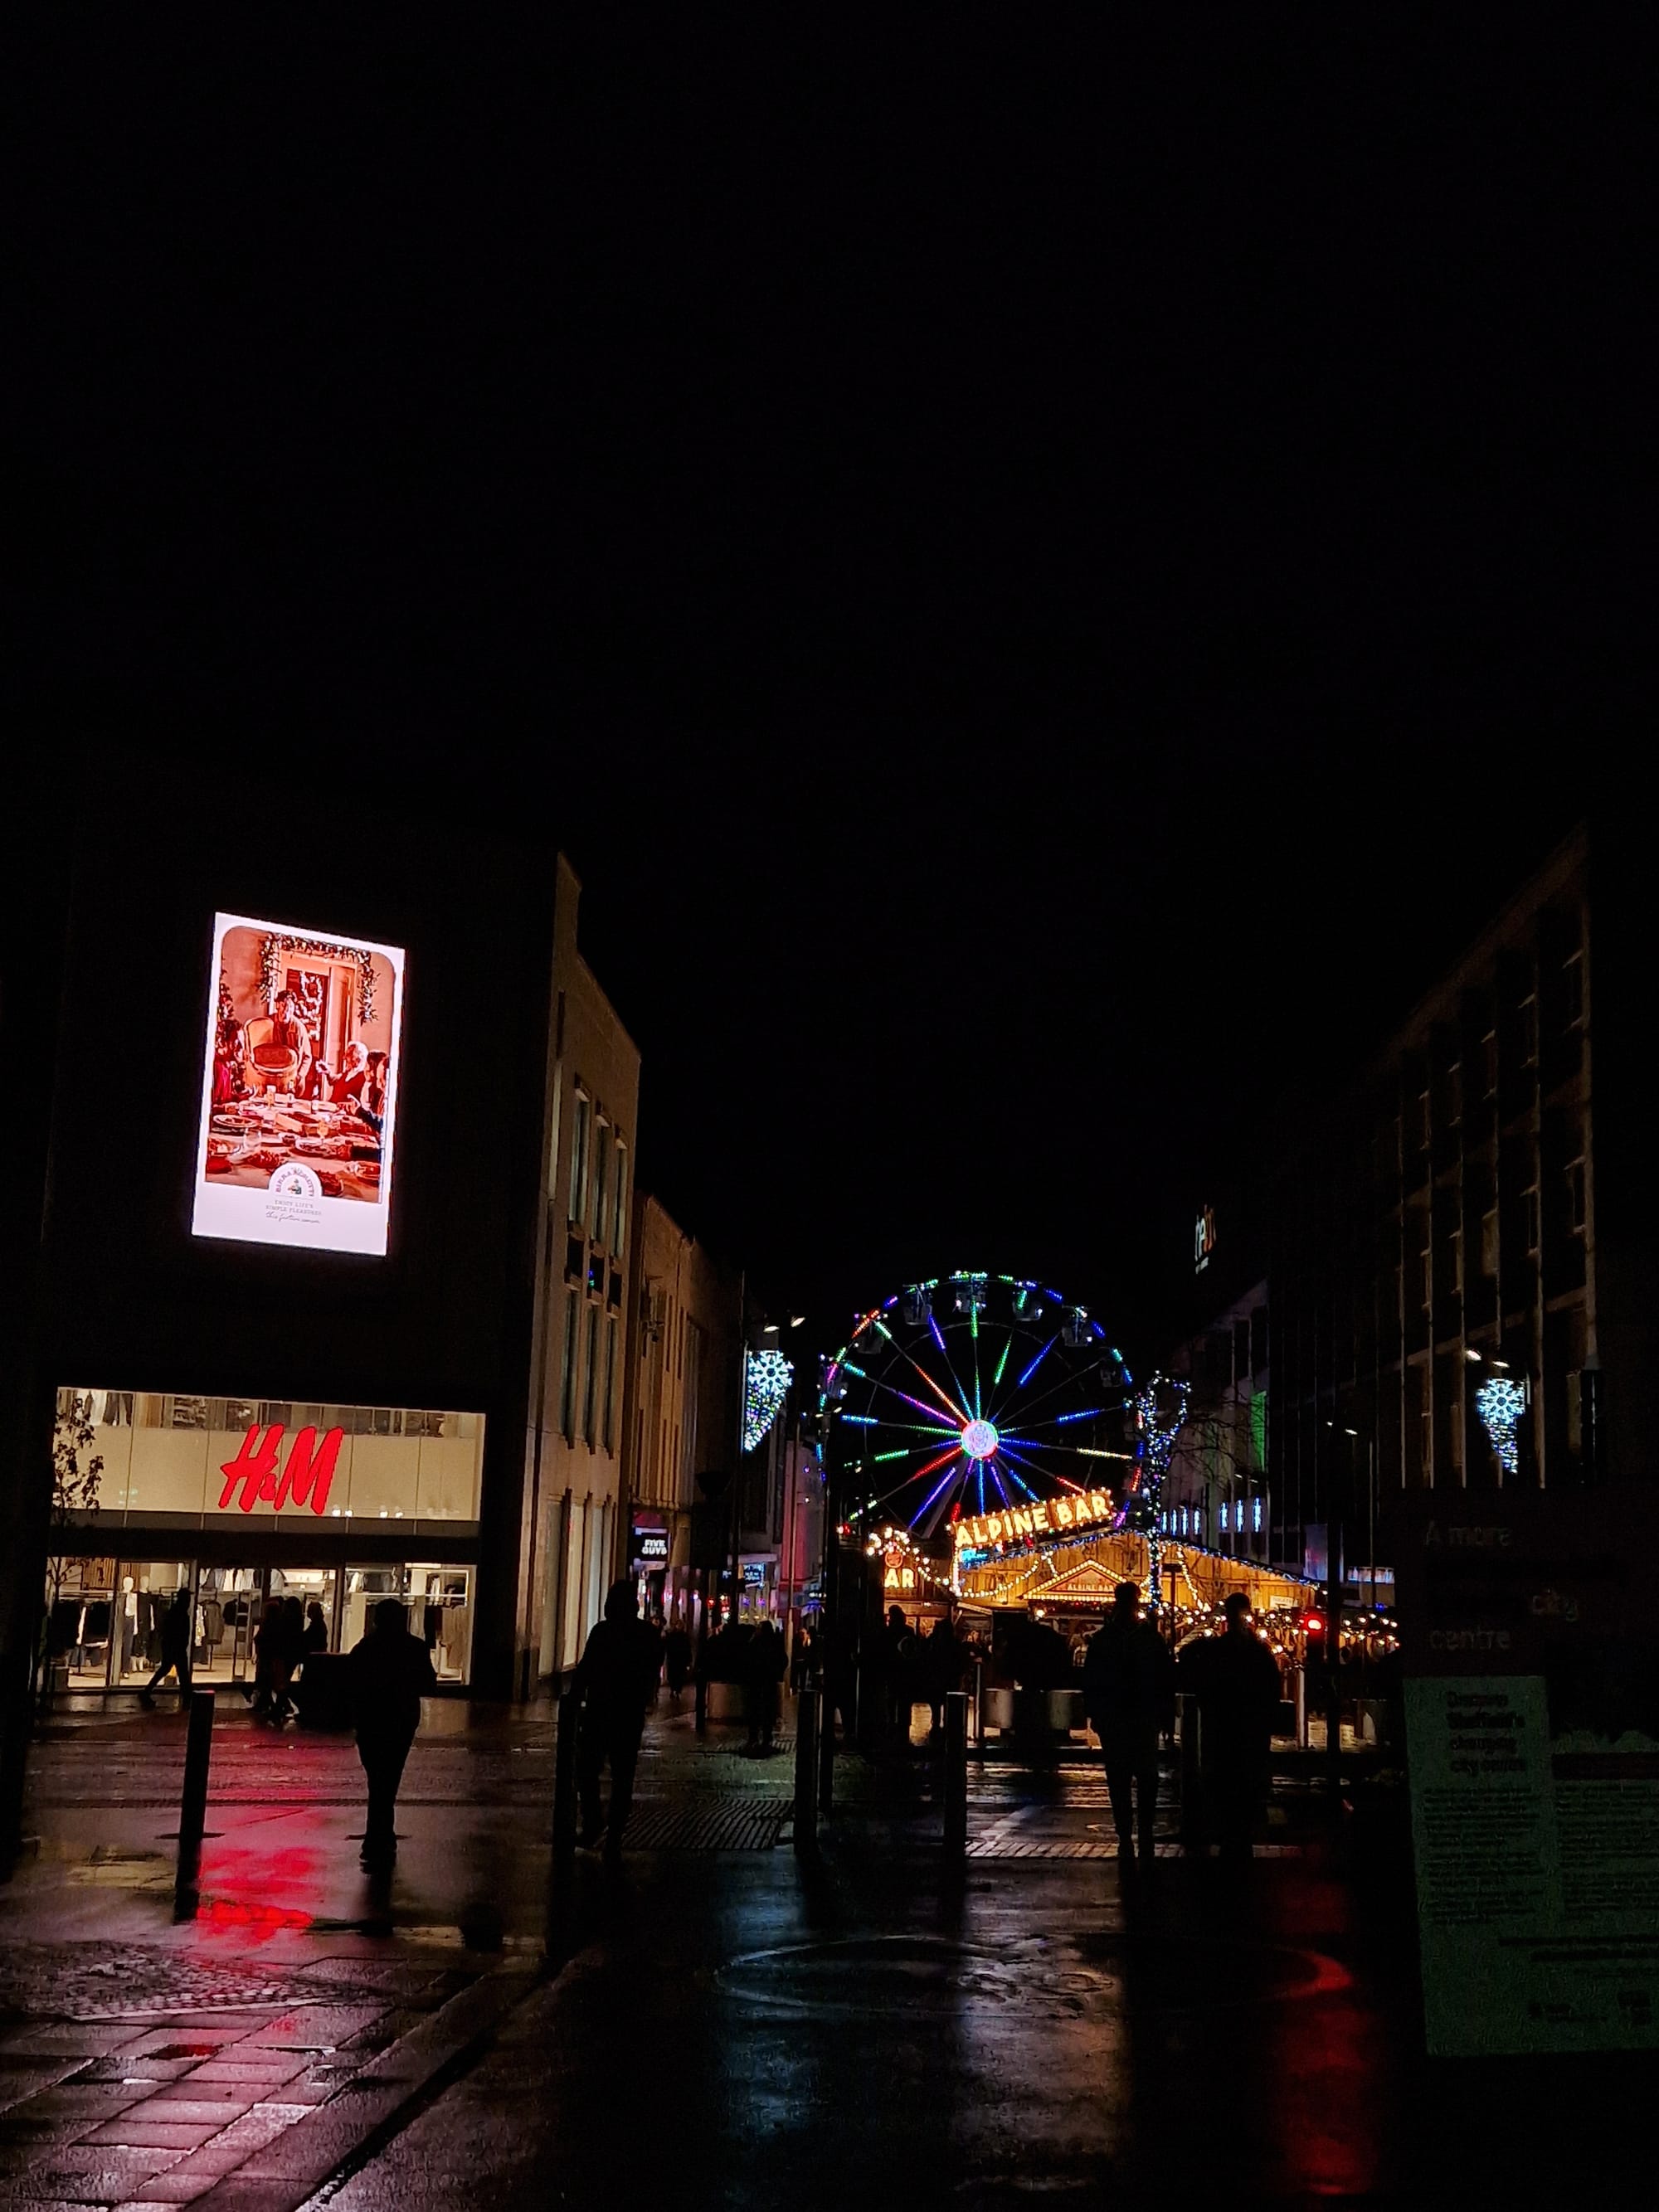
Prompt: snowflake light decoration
<box><xmin>1475</xmin><ymin>1376</ymin><xmax>1525</xmax><ymax>1477</ymax></box>
<box><xmin>742</xmin><ymin>1349</ymin><xmax>794</xmax><ymax>1453</ymax></box>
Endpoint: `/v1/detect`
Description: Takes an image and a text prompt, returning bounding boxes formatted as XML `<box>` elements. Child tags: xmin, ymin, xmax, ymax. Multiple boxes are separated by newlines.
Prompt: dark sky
<box><xmin>9</xmin><ymin>25</ymin><xmax>1635</xmax><ymax>1364</ymax></box>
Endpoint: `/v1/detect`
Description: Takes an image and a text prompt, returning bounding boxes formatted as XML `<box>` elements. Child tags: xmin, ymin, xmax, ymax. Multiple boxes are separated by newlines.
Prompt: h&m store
<box><xmin>49</xmin><ymin>1391</ymin><xmax>484</xmax><ymax>1691</ymax></box>
<box><xmin>32</xmin><ymin>810</ymin><xmax>585</xmax><ymax>1701</ymax></box>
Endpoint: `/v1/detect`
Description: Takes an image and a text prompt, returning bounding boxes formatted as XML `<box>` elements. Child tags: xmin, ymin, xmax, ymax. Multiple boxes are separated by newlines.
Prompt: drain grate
<box><xmin>621</xmin><ymin>1799</ymin><xmax>786</xmax><ymax>1850</ymax></box>
<box><xmin>966</xmin><ymin>1839</ymin><xmax>1304</xmax><ymax>1860</ymax></box>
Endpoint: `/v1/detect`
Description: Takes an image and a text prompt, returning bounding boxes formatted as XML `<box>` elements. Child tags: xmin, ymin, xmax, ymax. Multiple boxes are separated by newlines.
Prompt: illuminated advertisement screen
<box><xmin>191</xmin><ymin>914</ymin><xmax>405</xmax><ymax>1257</ymax></box>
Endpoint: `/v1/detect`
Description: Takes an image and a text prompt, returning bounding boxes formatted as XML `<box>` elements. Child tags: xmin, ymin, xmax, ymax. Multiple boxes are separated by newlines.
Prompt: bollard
<box><xmin>942</xmin><ymin>1689</ymin><xmax>969</xmax><ymax>1855</ymax></box>
<box><xmin>971</xmin><ymin>1658</ymin><xmax>985</xmax><ymax>1755</ymax></box>
<box><xmin>552</xmin><ymin>1689</ymin><xmax>579</xmax><ymax>1869</ymax></box>
<box><xmin>794</xmin><ymin>1680</ymin><xmax>819</xmax><ymax>1854</ymax></box>
<box><xmin>1292</xmin><ymin>1665</ymin><xmax>1308</xmax><ymax>1748</ymax></box>
<box><xmin>174</xmin><ymin>1690</ymin><xmax>215</xmax><ymax>1903</ymax></box>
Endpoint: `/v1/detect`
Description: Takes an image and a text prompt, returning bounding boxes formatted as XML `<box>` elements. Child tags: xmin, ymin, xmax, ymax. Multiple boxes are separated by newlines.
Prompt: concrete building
<box><xmin>615</xmin><ymin>1193</ymin><xmax>742</xmax><ymax>1634</ymax></box>
<box><xmin>526</xmin><ymin>858</ymin><xmax>641</xmax><ymax>1686</ymax></box>
<box><xmin>1266</xmin><ymin>820</ymin><xmax>1656</xmax><ymax>1581</ymax></box>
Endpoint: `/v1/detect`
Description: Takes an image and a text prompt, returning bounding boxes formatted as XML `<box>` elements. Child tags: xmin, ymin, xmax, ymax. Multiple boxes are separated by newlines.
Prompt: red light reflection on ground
<box><xmin>194</xmin><ymin>1843</ymin><xmax>319</xmax><ymax>1945</ymax></box>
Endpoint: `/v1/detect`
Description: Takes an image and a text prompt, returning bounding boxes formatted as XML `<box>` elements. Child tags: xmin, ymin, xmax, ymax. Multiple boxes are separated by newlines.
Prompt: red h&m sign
<box><xmin>218</xmin><ymin>1425</ymin><xmax>345</xmax><ymax>1514</ymax></box>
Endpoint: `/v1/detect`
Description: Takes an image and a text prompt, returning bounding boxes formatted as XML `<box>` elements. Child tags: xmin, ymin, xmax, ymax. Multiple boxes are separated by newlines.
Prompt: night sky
<box><xmin>11</xmin><ymin>26</ymin><xmax>1632</xmax><ymax>1364</ymax></box>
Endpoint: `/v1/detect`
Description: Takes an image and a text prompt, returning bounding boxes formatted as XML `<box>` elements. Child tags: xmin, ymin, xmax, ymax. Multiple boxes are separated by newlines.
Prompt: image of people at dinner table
<box><xmin>202</xmin><ymin>922</ymin><xmax>399</xmax><ymax>1205</ymax></box>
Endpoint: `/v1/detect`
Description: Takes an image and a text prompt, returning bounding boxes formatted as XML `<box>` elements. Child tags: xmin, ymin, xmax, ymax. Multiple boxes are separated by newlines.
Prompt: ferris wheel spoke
<box><xmin>870</xmin><ymin>1377</ymin><xmax>962</xmax><ymax>1432</ymax></box>
<box><xmin>995</xmin><ymin>1441</ymin><xmax>1064</xmax><ymax>1494</ymax></box>
<box><xmin>889</xmin><ymin>1342</ymin><xmax>971</xmax><ymax>1426</ymax></box>
<box><xmin>913</xmin><ymin>1457</ymin><xmax>966</xmax><ymax>1536</ymax></box>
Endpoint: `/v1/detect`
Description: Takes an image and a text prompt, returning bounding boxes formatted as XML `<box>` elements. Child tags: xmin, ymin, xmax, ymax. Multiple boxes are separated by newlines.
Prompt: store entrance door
<box><xmin>191</xmin><ymin>1563</ymin><xmax>344</xmax><ymax>1688</ymax></box>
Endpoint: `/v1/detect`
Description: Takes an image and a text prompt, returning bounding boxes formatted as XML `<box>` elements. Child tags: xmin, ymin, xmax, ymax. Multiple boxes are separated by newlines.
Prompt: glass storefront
<box><xmin>48</xmin><ymin>1389</ymin><xmax>484</xmax><ymax>1690</ymax></box>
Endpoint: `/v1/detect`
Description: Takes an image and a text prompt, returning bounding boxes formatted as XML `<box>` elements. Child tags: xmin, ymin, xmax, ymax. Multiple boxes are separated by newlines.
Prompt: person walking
<box><xmin>572</xmin><ymin>1580</ymin><xmax>660</xmax><ymax>1862</ymax></box>
<box><xmin>1187</xmin><ymin>1592</ymin><xmax>1282</xmax><ymax>1863</ymax></box>
<box><xmin>348</xmin><ymin>1597</ymin><xmax>437</xmax><ymax>1868</ymax></box>
<box><xmin>742</xmin><ymin>1618</ymin><xmax>786</xmax><ymax>1754</ymax></box>
<box><xmin>1082</xmin><ymin>1581</ymin><xmax>1175</xmax><ymax>1865</ymax></box>
<box><xmin>139</xmin><ymin>1588</ymin><xmax>193</xmax><ymax>1708</ymax></box>
<box><xmin>303</xmin><ymin>1601</ymin><xmax>329</xmax><ymax>1655</ymax></box>
<box><xmin>924</xmin><ymin>1614</ymin><xmax>964</xmax><ymax>1739</ymax></box>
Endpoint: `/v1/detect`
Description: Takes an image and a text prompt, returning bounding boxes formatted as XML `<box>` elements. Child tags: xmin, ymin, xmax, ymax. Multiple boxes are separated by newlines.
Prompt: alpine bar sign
<box><xmin>219</xmin><ymin>1424</ymin><xmax>345</xmax><ymax>1514</ymax></box>
<box><xmin>955</xmin><ymin>1487</ymin><xmax>1116</xmax><ymax>1553</ymax></box>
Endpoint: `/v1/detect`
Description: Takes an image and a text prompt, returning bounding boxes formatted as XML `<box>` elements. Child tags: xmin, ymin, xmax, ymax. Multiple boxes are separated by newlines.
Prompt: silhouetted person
<box><xmin>573</xmin><ymin>1580</ymin><xmax>660</xmax><ymax>1861</ymax></box>
<box><xmin>250</xmin><ymin>1597</ymin><xmax>286</xmax><ymax>1719</ymax></box>
<box><xmin>348</xmin><ymin>1597</ymin><xmax>437</xmax><ymax>1867</ymax></box>
<box><xmin>303</xmin><ymin>1601</ymin><xmax>329</xmax><ymax>1654</ymax></box>
<box><xmin>1083</xmin><ymin>1582</ymin><xmax>1175</xmax><ymax>1864</ymax></box>
<box><xmin>1186</xmin><ymin>1592</ymin><xmax>1282</xmax><ymax>1862</ymax></box>
<box><xmin>663</xmin><ymin>1623</ymin><xmax>692</xmax><ymax>1702</ymax></box>
<box><xmin>879</xmin><ymin>1604</ymin><xmax>917</xmax><ymax>1748</ymax></box>
<box><xmin>139</xmin><ymin>1589</ymin><xmax>192</xmax><ymax>1708</ymax></box>
<box><xmin>742</xmin><ymin>1619</ymin><xmax>786</xmax><ymax>1753</ymax></box>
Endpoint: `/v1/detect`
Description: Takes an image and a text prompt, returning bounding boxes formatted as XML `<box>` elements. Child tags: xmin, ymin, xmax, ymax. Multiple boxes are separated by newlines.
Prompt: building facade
<box><xmin>1267</xmin><ymin>822</ymin><xmax>1655</xmax><ymax>1579</ymax></box>
<box><xmin>615</xmin><ymin>1192</ymin><xmax>742</xmax><ymax>1633</ymax></box>
<box><xmin>7</xmin><ymin>789</ymin><xmax>639</xmax><ymax>1727</ymax></box>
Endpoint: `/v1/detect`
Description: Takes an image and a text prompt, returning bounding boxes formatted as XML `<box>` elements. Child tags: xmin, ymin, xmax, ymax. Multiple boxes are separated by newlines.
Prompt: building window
<box><xmin>1566</xmin><ymin>1159</ymin><xmax>1586</xmax><ymax>1232</ymax></box>
<box><xmin>1481</xmin><ymin>1209</ymin><xmax>1499</xmax><ymax>1277</ymax></box>
<box><xmin>1449</xmin><ymin>1228</ymin><xmax>1462</xmax><ymax>1295</ymax></box>
<box><xmin>1525</xmin><ymin>1186</ymin><xmax>1540</xmax><ymax>1252</ymax></box>
<box><xmin>582</xmin><ymin>1304</ymin><xmax>601</xmax><ymax>1446</ymax></box>
<box><xmin>1520</xmin><ymin>997</ymin><xmax>1538</xmax><ymax>1066</ymax></box>
<box><xmin>1420</xmin><ymin>1248</ymin><xmax>1434</xmax><ymax>1310</ymax></box>
<box><xmin>1417</xmin><ymin>1091</ymin><xmax>1432</xmax><ymax>1151</ymax></box>
<box><xmin>1563</xmin><ymin>951</ymin><xmax>1584</xmax><ymax>1028</ymax></box>
<box><xmin>602</xmin><ymin>1315</ymin><xmax>617</xmax><ymax>1452</ymax></box>
<box><xmin>1481</xmin><ymin>1031</ymin><xmax>1498</xmax><ymax>1098</ymax></box>
<box><xmin>560</xmin><ymin>1290</ymin><xmax>579</xmax><ymax>1441</ymax></box>
<box><xmin>611</xmin><ymin>1140</ymin><xmax>628</xmax><ymax>1257</ymax></box>
<box><xmin>568</xmin><ymin>1091</ymin><xmax>591</xmax><ymax>1226</ymax></box>
<box><xmin>1447</xmin><ymin>1063</ymin><xmax>1462</xmax><ymax>1127</ymax></box>
<box><xmin>591</xmin><ymin>1121</ymin><xmax>609</xmax><ymax>1246</ymax></box>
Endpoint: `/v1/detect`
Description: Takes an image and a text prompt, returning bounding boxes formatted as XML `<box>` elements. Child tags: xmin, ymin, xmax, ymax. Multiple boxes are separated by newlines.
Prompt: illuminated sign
<box><xmin>954</xmin><ymin>1486</ymin><xmax>1117</xmax><ymax>1553</ymax></box>
<box><xmin>635</xmin><ymin>1531</ymin><xmax>669</xmax><ymax>1564</ymax></box>
<box><xmin>1194</xmin><ymin>1204</ymin><xmax>1217</xmax><ymax>1274</ymax></box>
<box><xmin>218</xmin><ymin>1425</ymin><xmax>345</xmax><ymax>1515</ymax></box>
<box><xmin>192</xmin><ymin>913</ymin><xmax>405</xmax><ymax>1258</ymax></box>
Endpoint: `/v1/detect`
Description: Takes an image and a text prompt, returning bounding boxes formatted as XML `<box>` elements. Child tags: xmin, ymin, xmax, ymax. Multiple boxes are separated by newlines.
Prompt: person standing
<box><xmin>1082</xmin><ymin>1582</ymin><xmax>1175</xmax><ymax>1865</ymax></box>
<box><xmin>663</xmin><ymin>1620</ymin><xmax>692</xmax><ymax>1704</ymax></box>
<box><xmin>348</xmin><ymin>1597</ymin><xmax>437</xmax><ymax>1868</ymax></box>
<box><xmin>925</xmin><ymin>1615</ymin><xmax>964</xmax><ymax>1739</ymax></box>
<box><xmin>139</xmin><ymin>1588</ymin><xmax>193</xmax><ymax>1708</ymax></box>
<box><xmin>303</xmin><ymin>1601</ymin><xmax>329</xmax><ymax>1655</ymax></box>
<box><xmin>572</xmin><ymin>1580</ymin><xmax>660</xmax><ymax>1862</ymax></box>
<box><xmin>742</xmin><ymin>1618</ymin><xmax>786</xmax><ymax>1754</ymax></box>
<box><xmin>1188</xmin><ymin>1592</ymin><xmax>1282</xmax><ymax>1863</ymax></box>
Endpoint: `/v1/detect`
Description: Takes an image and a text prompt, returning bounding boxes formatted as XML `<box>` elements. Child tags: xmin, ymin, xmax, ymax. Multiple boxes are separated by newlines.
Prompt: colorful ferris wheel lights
<box><xmin>961</xmin><ymin>1418</ymin><xmax>999</xmax><ymax>1461</ymax></box>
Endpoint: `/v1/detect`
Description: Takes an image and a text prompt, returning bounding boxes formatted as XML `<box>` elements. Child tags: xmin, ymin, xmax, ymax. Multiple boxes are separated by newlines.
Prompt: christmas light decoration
<box><xmin>1475</xmin><ymin>1375</ymin><xmax>1526</xmax><ymax>1476</ymax></box>
<box><xmin>1124</xmin><ymin>1374</ymin><xmax>1190</xmax><ymax>1607</ymax></box>
<box><xmin>742</xmin><ymin>1348</ymin><xmax>793</xmax><ymax>1453</ymax></box>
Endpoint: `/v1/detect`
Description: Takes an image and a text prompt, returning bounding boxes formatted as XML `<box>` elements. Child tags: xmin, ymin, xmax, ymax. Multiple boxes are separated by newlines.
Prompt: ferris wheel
<box><xmin>819</xmin><ymin>1273</ymin><xmax>1134</xmax><ymax>1539</ymax></box>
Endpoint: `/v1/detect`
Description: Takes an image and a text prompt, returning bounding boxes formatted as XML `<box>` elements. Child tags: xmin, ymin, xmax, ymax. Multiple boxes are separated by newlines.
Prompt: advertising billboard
<box><xmin>191</xmin><ymin>914</ymin><xmax>405</xmax><ymax>1257</ymax></box>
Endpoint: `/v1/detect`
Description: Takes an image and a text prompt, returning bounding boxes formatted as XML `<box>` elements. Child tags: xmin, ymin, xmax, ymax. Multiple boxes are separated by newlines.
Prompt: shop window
<box><xmin>568</xmin><ymin>1091</ymin><xmax>591</xmax><ymax>1226</ymax></box>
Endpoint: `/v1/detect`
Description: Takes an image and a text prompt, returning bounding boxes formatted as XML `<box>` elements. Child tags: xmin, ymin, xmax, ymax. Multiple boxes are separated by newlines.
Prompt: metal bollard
<box><xmin>971</xmin><ymin>1659</ymin><xmax>985</xmax><ymax>1753</ymax></box>
<box><xmin>794</xmin><ymin>1680</ymin><xmax>819</xmax><ymax>1854</ymax></box>
<box><xmin>1292</xmin><ymin>1665</ymin><xmax>1308</xmax><ymax>1748</ymax></box>
<box><xmin>552</xmin><ymin>1689</ymin><xmax>579</xmax><ymax>1868</ymax></box>
<box><xmin>942</xmin><ymin>1689</ymin><xmax>969</xmax><ymax>1854</ymax></box>
<box><xmin>174</xmin><ymin>1690</ymin><xmax>215</xmax><ymax>1902</ymax></box>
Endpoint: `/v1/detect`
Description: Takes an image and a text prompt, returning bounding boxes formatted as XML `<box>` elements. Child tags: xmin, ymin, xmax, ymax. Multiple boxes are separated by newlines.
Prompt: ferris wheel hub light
<box><xmin>961</xmin><ymin>1418</ymin><xmax>999</xmax><ymax>1461</ymax></box>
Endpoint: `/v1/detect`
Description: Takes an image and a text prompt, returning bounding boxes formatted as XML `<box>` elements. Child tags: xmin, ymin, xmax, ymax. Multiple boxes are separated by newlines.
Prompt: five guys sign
<box><xmin>218</xmin><ymin>1424</ymin><xmax>346</xmax><ymax>1514</ymax></box>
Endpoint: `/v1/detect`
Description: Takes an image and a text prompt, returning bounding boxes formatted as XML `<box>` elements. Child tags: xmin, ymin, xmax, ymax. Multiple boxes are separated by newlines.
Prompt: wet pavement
<box><xmin>2</xmin><ymin>1695</ymin><xmax>1646</xmax><ymax>2205</ymax></box>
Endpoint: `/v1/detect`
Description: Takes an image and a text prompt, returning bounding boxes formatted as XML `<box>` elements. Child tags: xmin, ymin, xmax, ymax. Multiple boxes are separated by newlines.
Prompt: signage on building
<box><xmin>192</xmin><ymin>912</ymin><xmax>406</xmax><ymax>1259</ymax></box>
<box><xmin>742</xmin><ymin>1560</ymin><xmax>766</xmax><ymax>1587</ymax></box>
<box><xmin>954</xmin><ymin>1487</ymin><xmax>1117</xmax><ymax>1553</ymax></box>
<box><xmin>1194</xmin><ymin>1203</ymin><xmax>1217</xmax><ymax>1274</ymax></box>
<box><xmin>219</xmin><ymin>1424</ymin><xmax>345</xmax><ymax>1515</ymax></box>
